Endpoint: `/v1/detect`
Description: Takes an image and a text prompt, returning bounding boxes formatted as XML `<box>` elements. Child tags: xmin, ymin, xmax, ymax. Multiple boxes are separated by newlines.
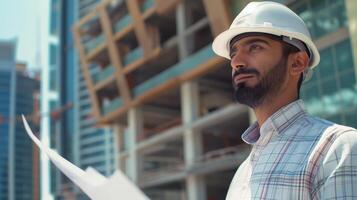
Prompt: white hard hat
<box><xmin>212</xmin><ymin>1</ymin><xmax>320</xmax><ymax>70</ymax></box>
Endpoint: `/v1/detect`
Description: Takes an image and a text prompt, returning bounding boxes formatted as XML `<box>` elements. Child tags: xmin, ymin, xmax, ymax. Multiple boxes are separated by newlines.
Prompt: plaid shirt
<box><xmin>226</xmin><ymin>100</ymin><xmax>357</xmax><ymax>200</ymax></box>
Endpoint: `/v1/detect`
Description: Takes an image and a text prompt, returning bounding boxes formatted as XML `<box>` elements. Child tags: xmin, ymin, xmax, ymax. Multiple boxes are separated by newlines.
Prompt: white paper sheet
<box><xmin>22</xmin><ymin>115</ymin><xmax>150</xmax><ymax>200</ymax></box>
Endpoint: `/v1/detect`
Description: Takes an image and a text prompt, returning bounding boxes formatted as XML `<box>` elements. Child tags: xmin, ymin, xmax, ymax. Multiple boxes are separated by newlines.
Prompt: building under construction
<box><xmin>73</xmin><ymin>0</ymin><xmax>357</xmax><ymax>199</ymax></box>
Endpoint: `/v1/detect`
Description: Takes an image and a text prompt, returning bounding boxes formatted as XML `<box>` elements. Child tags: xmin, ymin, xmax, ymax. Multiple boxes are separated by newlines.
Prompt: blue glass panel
<box><xmin>345</xmin><ymin>112</ymin><xmax>357</xmax><ymax>128</ymax></box>
<box><xmin>321</xmin><ymin>78</ymin><xmax>338</xmax><ymax>96</ymax></box>
<box><xmin>293</xmin><ymin>0</ymin><xmax>348</xmax><ymax>39</ymax></box>
<box><xmin>301</xmin><ymin>83</ymin><xmax>319</xmax><ymax>101</ymax></box>
<box><xmin>318</xmin><ymin>48</ymin><xmax>334</xmax><ymax>80</ymax></box>
<box><xmin>84</xmin><ymin>34</ymin><xmax>105</xmax><ymax>54</ymax></box>
<box><xmin>328</xmin><ymin>0</ymin><xmax>348</xmax><ymax>28</ymax></box>
<box><xmin>123</xmin><ymin>47</ymin><xmax>143</xmax><ymax>66</ymax></box>
<box><xmin>113</xmin><ymin>15</ymin><xmax>132</xmax><ymax>33</ymax></box>
<box><xmin>102</xmin><ymin>98</ymin><xmax>123</xmax><ymax>114</ymax></box>
<box><xmin>294</xmin><ymin>2</ymin><xmax>315</xmax><ymax>37</ymax></box>
<box><xmin>335</xmin><ymin>39</ymin><xmax>354</xmax><ymax>71</ymax></box>
<box><xmin>92</xmin><ymin>65</ymin><xmax>115</xmax><ymax>83</ymax></box>
<box><xmin>141</xmin><ymin>0</ymin><xmax>154</xmax><ymax>12</ymax></box>
<box><xmin>339</xmin><ymin>72</ymin><xmax>356</xmax><ymax>89</ymax></box>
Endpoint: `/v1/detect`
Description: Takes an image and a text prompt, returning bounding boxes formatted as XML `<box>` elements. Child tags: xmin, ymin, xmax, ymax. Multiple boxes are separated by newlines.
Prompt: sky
<box><xmin>0</xmin><ymin>0</ymin><xmax>40</xmax><ymax>70</ymax></box>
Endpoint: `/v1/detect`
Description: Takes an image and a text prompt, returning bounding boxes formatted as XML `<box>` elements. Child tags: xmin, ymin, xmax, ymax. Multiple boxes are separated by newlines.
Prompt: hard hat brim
<box><xmin>212</xmin><ymin>26</ymin><xmax>320</xmax><ymax>68</ymax></box>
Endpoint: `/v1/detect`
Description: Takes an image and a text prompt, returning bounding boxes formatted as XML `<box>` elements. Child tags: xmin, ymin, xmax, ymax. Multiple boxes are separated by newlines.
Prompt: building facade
<box><xmin>74</xmin><ymin>0</ymin><xmax>117</xmax><ymax>179</ymax></box>
<box><xmin>54</xmin><ymin>0</ymin><xmax>118</xmax><ymax>199</ymax></box>
<box><xmin>0</xmin><ymin>40</ymin><xmax>39</xmax><ymax>200</ymax></box>
<box><xmin>39</xmin><ymin>0</ymin><xmax>60</xmax><ymax>199</ymax></box>
<box><xmin>73</xmin><ymin>0</ymin><xmax>357</xmax><ymax>199</ymax></box>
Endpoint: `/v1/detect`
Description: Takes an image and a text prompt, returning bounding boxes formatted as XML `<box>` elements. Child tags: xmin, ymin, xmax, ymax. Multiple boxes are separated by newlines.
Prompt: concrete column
<box><xmin>345</xmin><ymin>0</ymin><xmax>357</xmax><ymax>80</ymax></box>
<box><xmin>104</xmin><ymin>128</ymin><xmax>112</xmax><ymax>175</ymax></box>
<box><xmin>181</xmin><ymin>81</ymin><xmax>206</xmax><ymax>200</ymax></box>
<box><xmin>176</xmin><ymin>3</ymin><xmax>189</xmax><ymax>60</ymax></box>
<box><xmin>126</xmin><ymin>107</ymin><xmax>143</xmax><ymax>182</ymax></box>
<box><xmin>113</xmin><ymin>124</ymin><xmax>123</xmax><ymax>170</ymax></box>
<box><xmin>182</xmin><ymin>82</ymin><xmax>202</xmax><ymax>164</ymax></box>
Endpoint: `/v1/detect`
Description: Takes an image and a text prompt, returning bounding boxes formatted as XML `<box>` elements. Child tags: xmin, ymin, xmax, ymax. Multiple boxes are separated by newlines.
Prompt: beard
<box><xmin>232</xmin><ymin>56</ymin><xmax>287</xmax><ymax>108</ymax></box>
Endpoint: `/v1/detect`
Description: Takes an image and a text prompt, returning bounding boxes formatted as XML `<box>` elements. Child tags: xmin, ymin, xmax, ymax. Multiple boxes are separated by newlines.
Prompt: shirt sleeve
<box><xmin>312</xmin><ymin>129</ymin><xmax>357</xmax><ymax>200</ymax></box>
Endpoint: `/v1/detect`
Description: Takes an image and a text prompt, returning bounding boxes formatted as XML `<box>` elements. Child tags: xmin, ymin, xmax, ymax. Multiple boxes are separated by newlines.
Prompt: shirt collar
<box><xmin>242</xmin><ymin>100</ymin><xmax>307</xmax><ymax>144</ymax></box>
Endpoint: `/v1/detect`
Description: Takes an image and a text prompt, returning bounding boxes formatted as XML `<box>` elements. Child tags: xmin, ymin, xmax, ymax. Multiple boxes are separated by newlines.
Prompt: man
<box><xmin>212</xmin><ymin>1</ymin><xmax>357</xmax><ymax>199</ymax></box>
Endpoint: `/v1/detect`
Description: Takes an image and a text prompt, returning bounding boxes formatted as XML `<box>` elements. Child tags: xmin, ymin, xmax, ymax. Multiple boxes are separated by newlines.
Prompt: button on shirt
<box><xmin>226</xmin><ymin>100</ymin><xmax>357</xmax><ymax>200</ymax></box>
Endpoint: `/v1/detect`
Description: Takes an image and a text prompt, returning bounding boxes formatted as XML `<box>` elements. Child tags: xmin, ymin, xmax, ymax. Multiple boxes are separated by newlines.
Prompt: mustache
<box><xmin>232</xmin><ymin>67</ymin><xmax>260</xmax><ymax>89</ymax></box>
<box><xmin>232</xmin><ymin>67</ymin><xmax>260</xmax><ymax>79</ymax></box>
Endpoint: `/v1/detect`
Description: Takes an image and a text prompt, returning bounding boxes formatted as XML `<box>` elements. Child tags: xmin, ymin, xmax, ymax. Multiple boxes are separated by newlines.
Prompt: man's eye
<box><xmin>250</xmin><ymin>44</ymin><xmax>262</xmax><ymax>52</ymax></box>
<box><xmin>230</xmin><ymin>53</ymin><xmax>236</xmax><ymax>59</ymax></box>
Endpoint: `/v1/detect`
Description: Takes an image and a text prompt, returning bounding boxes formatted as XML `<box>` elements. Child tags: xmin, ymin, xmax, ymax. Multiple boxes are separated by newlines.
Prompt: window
<box><xmin>50</xmin><ymin>0</ymin><xmax>60</xmax><ymax>35</ymax></box>
<box><xmin>292</xmin><ymin>0</ymin><xmax>347</xmax><ymax>39</ymax></box>
<box><xmin>49</xmin><ymin>44</ymin><xmax>58</xmax><ymax>66</ymax></box>
<box><xmin>301</xmin><ymin>38</ymin><xmax>356</xmax><ymax>128</ymax></box>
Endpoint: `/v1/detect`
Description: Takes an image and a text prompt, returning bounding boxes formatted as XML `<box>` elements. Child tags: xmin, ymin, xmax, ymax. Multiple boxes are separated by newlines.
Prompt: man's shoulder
<box><xmin>322</xmin><ymin>123</ymin><xmax>357</xmax><ymax>144</ymax></box>
<box><xmin>308</xmin><ymin>120</ymin><xmax>357</xmax><ymax>173</ymax></box>
<box><xmin>301</xmin><ymin>115</ymin><xmax>334</xmax><ymax>127</ymax></box>
<box><xmin>290</xmin><ymin>115</ymin><xmax>334</xmax><ymax>137</ymax></box>
<box><xmin>310</xmin><ymin>122</ymin><xmax>357</xmax><ymax>198</ymax></box>
<box><xmin>311</xmin><ymin>119</ymin><xmax>357</xmax><ymax>156</ymax></box>
<box><xmin>294</xmin><ymin>115</ymin><xmax>357</xmax><ymax>142</ymax></box>
<box><xmin>301</xmin><ymin>115</ymin><xmax>356</xmax><ymax>132</ymax></box>
<box><xmin>312</xmin><ymin>114</ymin><xmax>356</xmax><ymax>133</ymax></box>
<box><xmin>307</xmin><ymin>115</ymin><xmax>357</xmax><ymax>138</ymax></box>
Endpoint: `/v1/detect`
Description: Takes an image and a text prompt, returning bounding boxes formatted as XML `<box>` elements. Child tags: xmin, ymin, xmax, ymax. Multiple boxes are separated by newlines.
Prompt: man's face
<box><xmin>229</xmin><ymin>35</ymin><xmax>288</xmax><ymax>108</ymax></box>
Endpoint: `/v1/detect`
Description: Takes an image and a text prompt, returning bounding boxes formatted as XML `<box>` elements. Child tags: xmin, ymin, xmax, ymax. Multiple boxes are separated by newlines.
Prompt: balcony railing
<box><xmin>141</xmin><ymin>0</ymin><xmax>154</xmax><ymax>13</ymax></box>
<box><xmin>133</xmin><ymin>44</ymin><xmax>215</xmax><ymax>97</ymax></box>
<box><xmin>113</xmin><ymin>14</ymin><xmax>132</xmax><ymax>33</ymax></box>
<box><xmin>83</xmin><ymin>34</ymin><xmax>105</xmax><ymax>54</ymax></box>
<box><xmin>92</xmin><ymin>65</ymin><xmax>116</xmax><ymax>84</ymax></box>
<box><xmin>102</xmin><ymin>97</ymin><xmax>123</xmax><ymax>115</ymax></box>
<box><xmin>123</xmin><ymin>47</ymin><xmax>143</xmax><ymax>66</ymax></box>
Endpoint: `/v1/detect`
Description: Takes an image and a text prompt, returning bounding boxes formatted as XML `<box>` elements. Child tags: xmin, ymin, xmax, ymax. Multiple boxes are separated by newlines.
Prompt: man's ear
<box><xmin>289</xmin><ymin>51</ymin><xmax>309</xmax><ymax>76</ymax></box>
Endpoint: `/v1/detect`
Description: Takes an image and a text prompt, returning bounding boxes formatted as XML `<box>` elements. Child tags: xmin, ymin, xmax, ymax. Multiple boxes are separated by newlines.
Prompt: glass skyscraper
<box><xmin>50</xmin><ymin>0</ymin><xmax>118</xmax><ymax>199</ymax></box>
<box><xmin>0</xmin><ymin>40</ymin><xmax>39</xmax><ymax>200</ymax></box>
<box><xmin>39</xmin><ymin>0</ymin><xmax>60</xmax><ymax>199</ymax></box>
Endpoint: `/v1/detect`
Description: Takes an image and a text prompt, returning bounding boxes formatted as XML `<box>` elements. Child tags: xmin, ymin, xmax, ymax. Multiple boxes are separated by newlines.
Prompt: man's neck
<box><xmin>253</xmin><ymin>95</ymin><xmax>297</xmax><ymax>127</ymax></box>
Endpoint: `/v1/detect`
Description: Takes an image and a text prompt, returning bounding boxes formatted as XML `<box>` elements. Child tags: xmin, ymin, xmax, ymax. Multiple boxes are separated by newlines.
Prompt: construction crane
<box><xmin>0</xmin><ymin>102</ymin><xmax>74</xmax><ymax>125</ymax></box>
